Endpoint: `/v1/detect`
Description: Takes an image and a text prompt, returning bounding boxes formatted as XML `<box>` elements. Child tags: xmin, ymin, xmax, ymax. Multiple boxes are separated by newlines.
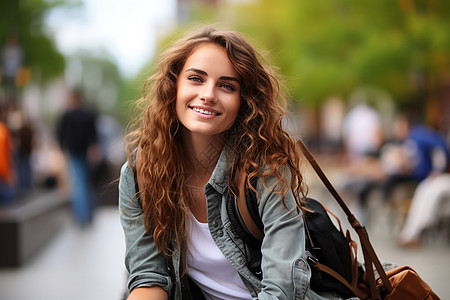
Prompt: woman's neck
<box><xmin>181</xmin><ymin>130</ymin><xmax>224</xmax><ymax>178</ymax></box>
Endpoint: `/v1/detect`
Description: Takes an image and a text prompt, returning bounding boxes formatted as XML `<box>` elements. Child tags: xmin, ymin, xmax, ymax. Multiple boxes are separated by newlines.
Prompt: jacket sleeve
<box><xmin>254</xmin><ymin>171</ymin><xmax>310</xmax><ymax>300</ymax></box>
<box><xmin>255</xmin><ymin>171</ymin><xmax>352</xmax><ymax>300</ymax></box>
<box><xmin>118</xmin><ymin>162</ymin><xmax>173</xmax><ymax>294</ymax></box>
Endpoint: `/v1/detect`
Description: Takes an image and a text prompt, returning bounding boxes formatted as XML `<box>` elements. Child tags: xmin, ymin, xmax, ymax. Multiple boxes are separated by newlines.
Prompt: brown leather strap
<box><xmin>362</xmin><ymin>242</ymin><xmax>381</xmax><ymax>299</ymax></box>
<box><xmin>236</xmin><ymin>172</ymin><xmax>264</xmax><ymax>242</ymax></box>
<box><xmin>313</xmin><ymin>261</ymin><xmax>368</xmax><ymax>299</ymax></box>
<box><xmin>357</xmin><ymin>225</ymin><xmax>392</xmax><ymax>293</ymax></box>
<box><xmin>297</xmin><ymin>139</ymin><xmax>358</xmax><ymax>223</ymax></box>
<box><xmin>236</xmin><ymin>193</ymin><xmax>264</xmax><ymax>242</ymax></box>
<box><xmin>297</xmin><ymin>139</ymin><xmax>393</xmax><ymax>293</ymax></box>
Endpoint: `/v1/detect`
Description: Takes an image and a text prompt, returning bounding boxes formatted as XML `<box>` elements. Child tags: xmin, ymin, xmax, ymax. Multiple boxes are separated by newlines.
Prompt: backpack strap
<box><xmin>227</xmin><ymin>177</ymin><xmax>263</xmax><ymax>278</ymax></box>
<box><xmin>235</xmin><ymin>179</ymin><xmax>264</xmax><ymax>242</ymax></box>
<box><xmin>227</xmin><ymin>190</ymin><xmax>262</xmax><ymax>248</ymax></box>
<box><xmin>312</xmin><ymin>261</ymin><xmax>368</xmax><ymax>299</ymax></box>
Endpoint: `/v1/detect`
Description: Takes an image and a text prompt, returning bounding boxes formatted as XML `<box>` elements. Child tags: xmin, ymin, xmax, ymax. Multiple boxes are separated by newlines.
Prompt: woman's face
<box><xmin>176</xmin><ymin>43</ymin><xmax>241</xmax><ymax>139</ymax></box>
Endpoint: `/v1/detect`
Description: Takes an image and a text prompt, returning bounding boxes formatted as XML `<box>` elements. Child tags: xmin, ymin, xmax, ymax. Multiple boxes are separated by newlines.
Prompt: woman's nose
<box><xmin>199</xmin><ymin>82</ymin><xmax>216</xmax><ymax>103</ymax></box>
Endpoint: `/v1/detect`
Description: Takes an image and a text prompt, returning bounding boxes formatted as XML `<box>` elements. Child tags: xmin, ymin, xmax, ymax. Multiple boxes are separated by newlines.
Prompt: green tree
<box><xmin>230</xmin><ymin>0</ymin><xmax>450</xmax><ymax>106</ymax></box>
<box><xmin>0</xmin><ymin>0</ymin><xmax>68</xmax><ymax>83</ymax></box>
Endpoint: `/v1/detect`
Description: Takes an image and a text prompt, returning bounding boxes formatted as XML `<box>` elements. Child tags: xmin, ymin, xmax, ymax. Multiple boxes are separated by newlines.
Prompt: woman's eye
<box><xmin>188</xmin><ymin>75</ymin><xmax>202</xmax><ymax>82</ymax></box>
<box><xmin>220</xmin><ymin>83</ymin><xmax>236</xmax><ymax>91</ymax></box>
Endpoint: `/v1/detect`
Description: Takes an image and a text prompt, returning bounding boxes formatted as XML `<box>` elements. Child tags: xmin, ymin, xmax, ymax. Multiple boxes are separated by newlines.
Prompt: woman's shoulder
<box><xmin>120</xmin><ymin>147</ymin><xmax>139</xmax><ymax>176</ymax></box>
<box><xmin>120</xmin><ymin>160</ymin><xmax>134</xmax><ymax>177</ymax></box>
<box><xmin>119</xmin><ymin>160</ymin><xmax>136</xmax><ymax>193</ymax></box>
<box><xmin>118</xmin><ymin>160</ymin><xmax>142</xmax><ymax>211</ymax></box>
<box><xmin>256</xmin><ymin>165</ymin><xmax>293</xmax><ymax>186</ymax></box>
<box><xmin>254</xmin><ymin>166</ymin><xmax>300</xmax><ymax>203</ymax></box>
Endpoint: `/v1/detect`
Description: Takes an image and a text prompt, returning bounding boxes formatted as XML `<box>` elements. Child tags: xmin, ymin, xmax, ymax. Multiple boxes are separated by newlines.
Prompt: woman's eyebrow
<box><xmin>185</xmin><ymin>68</ymin><xmax>240</xmax><ymax>83</ymax></box>
<box><xmin>186</xmin><ymin>67</ymin><xmax>207</xmax><ymax>76</ymax></box>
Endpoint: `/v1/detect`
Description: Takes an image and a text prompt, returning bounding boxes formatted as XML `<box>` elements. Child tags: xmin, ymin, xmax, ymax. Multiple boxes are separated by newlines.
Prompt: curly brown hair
<box><xmin>125</xmin><ymin>25</ymin><xmax>307</xmax><ymax>259</ymax></box>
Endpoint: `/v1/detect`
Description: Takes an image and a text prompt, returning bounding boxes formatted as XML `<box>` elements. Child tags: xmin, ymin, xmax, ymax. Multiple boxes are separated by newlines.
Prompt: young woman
<box><xmin>119</xmin><ymin>26</ymin><xmax>345</xmax><ymax>300</ymax></box>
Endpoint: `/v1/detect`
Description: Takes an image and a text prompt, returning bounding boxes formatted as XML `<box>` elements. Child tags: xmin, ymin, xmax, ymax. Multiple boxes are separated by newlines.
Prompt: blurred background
<box><xmin>0</xmin><ymin>0</ymin><xmax>449</xmax><ymax>299</ymax></box>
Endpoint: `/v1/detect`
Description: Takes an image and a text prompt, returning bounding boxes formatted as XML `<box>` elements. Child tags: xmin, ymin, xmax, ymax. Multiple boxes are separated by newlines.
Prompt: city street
<box><xmin>1</xmin><ymin>1</ymin><xmax>449</xmax><ymax>300</ymax></box>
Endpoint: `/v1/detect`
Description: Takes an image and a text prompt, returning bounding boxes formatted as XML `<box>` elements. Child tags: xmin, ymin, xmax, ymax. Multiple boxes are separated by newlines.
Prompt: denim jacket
<box><xmin>119</xmin><ymin>146</ymin><xmax>356</xmax><ymax>300</ymax></box>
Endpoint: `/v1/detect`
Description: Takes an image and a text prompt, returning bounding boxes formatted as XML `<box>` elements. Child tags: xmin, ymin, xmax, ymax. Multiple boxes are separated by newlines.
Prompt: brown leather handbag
<box><xmin>374</xmin><ymin>266</ymin><xmax>439</xmax><ymax>300</ymax></box>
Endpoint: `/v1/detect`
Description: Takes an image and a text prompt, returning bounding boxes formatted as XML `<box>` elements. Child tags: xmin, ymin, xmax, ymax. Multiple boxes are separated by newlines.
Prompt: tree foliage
<box><xmin>0</xmin><ymin>0</ymin><xmax>68</xmax><ymax>82</ymax></box>
<box><xmin>229</xmin><ymin>0</ymin><xmax>450</xmax><ymax>105</ymax></box>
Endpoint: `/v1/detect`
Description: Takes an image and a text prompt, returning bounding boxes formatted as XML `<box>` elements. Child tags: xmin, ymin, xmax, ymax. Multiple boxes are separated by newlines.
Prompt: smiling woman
<box><xmin>118</xmin><ymin>25</ymin><xmax>329</xmax><ymax>300</ymax></box>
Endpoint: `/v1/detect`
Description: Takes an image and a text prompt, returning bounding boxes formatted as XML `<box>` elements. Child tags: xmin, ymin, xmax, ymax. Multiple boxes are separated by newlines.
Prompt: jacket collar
<box><xmin>207</xmin><ymin>144</ymin><xmax>232</xmax><ymax>194</ymax></box>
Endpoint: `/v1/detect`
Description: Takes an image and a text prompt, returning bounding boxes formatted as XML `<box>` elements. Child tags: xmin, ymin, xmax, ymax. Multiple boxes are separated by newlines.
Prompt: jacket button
<box><xmin>218</xmin><ymin>230</ymin><xmax>224</xmax><ymax>236</ymax></box>
<box><xmin>212</xmin><ymin>221</ymin><xmax>218</xmax><ymax>228</ymax></box>
<box><xmin>237</xmin><ymin>257</ymin><xmax>245</xmax><ymax>265</ymax></box>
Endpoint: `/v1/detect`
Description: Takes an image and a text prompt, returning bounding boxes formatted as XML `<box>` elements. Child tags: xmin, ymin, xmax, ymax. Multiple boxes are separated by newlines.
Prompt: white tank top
<box><xmin>186</xmin><ymin>215</ymin><xmax>252</xmax><ymax>300</ymax></box>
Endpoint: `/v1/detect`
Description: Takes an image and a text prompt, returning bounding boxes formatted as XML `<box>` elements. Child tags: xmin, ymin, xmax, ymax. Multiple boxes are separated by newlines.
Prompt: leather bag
<box><xmin>374</xmin><ymin>266</ymin><xmax>439</xmax><ymax>300</ymax></box>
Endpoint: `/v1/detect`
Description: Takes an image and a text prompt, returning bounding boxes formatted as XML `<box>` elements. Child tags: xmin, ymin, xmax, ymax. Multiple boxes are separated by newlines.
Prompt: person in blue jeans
<box><xmin>57</xmin><ymin>89</ymin><xmax>98</xmax><ymax>226</ymax></box>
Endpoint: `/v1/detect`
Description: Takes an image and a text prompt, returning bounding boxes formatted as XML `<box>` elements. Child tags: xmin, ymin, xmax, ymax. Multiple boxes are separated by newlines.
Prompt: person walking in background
<box><xmin>57</xmin><ymin>89</ymin><xmax>99</xmax><ymax>227</ymax></box>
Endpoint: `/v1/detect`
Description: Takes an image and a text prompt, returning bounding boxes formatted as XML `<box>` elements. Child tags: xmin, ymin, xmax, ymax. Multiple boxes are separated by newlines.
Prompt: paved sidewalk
<box><xmin>0</xmin><ymin>206</ymin><xmax>127</xmax><ymax>300</ymax></box>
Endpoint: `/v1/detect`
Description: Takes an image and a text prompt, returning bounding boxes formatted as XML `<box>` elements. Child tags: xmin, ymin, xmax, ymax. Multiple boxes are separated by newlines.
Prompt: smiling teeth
<box><xmin>192</xmin><ymin>107</ymin><xmax>217</xmax><ymax>115</ymax></box>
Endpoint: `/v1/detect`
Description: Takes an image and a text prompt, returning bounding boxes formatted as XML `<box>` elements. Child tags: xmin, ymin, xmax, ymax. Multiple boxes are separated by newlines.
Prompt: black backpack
<box><xmin>227</xmin><ymin>186</ymin><xmax>362</xmax><ymax>299</ymax></box>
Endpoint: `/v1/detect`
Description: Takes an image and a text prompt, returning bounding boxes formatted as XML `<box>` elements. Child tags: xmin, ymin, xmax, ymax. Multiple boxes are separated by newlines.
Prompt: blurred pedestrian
<box><xmin>342</xmin><ymin>102</ymin><xmax>383</xmax><ymax>162</ymax></box>
<box><xmin>57</xmin><ymin>89</ymin><xmax>98</xmax><ymax>227</ymax></box>
<box><xmin>15</xmin><ymin>113</ymin><xmax>34</xmax><ymax>194</ymax></box>
<box><xmin>394</xmin><ymin>110</ymin><xmax>450</xmax><ymax>247</ymax></box>
<box><xmin>341</xmin><ymin>102</ymin><xmax>384</xmax><ymax>223</ymax></box>
<box><xmin>381</xmin><ymin>109</ymin><xmax>449</xmax><ymax>200</ymax></box>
